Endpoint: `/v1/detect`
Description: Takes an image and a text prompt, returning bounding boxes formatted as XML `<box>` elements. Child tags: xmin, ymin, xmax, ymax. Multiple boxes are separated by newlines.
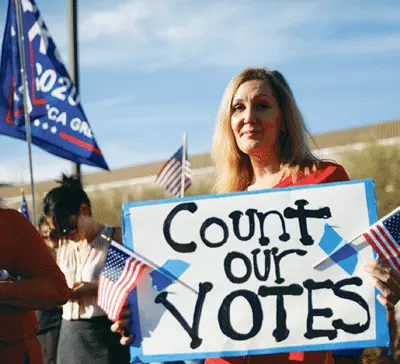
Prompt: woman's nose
<box><xmin>244</xmin><ymin>107</ymin><xmax>256</xmax><ymax>124</ymax></box>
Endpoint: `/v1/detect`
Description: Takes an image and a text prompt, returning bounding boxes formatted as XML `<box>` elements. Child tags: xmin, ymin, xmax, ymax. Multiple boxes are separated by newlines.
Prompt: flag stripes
<box><xmin>156</xmin><ymin>146</ymin><xmax>191</xmax><ymax>197</ymax></box>
<box><xmin>97</xmin><ymin>242</ymin><xmax>147</xmax><ymax>321</ymax></box>
<box><xmin>363</xmin><ymin>206</ymin><xmax>400</xmax><ymax>270</ymax></box>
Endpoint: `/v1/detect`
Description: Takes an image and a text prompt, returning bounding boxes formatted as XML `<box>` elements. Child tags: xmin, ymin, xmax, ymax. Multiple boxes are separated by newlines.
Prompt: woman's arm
<box><xmin>0</xmin><ymin>209</ymin><xmax>69</xmax><ymax>310</ymax></box>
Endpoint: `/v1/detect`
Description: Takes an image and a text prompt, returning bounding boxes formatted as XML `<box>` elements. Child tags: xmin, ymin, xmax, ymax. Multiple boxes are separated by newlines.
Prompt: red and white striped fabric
<box><xmin>156</xmin><ymin>146</ymin><xmax>192</xmax><ymax>197</ymax></box>
<box><xmin>362</xmin><ymin>206</ymin><xmax>400</xmax><ymax>270</ymax></box>
<box><xmin>97</xmin><ymin>241</ymin><xmax>147</xmax><ymax>320</ymax></box>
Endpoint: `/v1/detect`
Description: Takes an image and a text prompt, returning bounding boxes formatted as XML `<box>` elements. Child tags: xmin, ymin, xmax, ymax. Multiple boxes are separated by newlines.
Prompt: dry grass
<box><xmin>340</xmin><ymin>142</ymin><xmax>400</xmax><ymax>218</ymax></box>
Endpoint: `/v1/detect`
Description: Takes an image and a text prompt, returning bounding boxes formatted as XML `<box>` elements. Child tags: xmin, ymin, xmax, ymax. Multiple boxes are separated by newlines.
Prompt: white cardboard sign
<box><xmin>123</xmin><ymin>179</ymin><xmax>389</xmax><ymax>363</ymax></box>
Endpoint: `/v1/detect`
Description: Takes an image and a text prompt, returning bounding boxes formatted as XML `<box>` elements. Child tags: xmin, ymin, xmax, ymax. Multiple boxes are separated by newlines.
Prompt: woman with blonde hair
<box><xmin>212</xmin><ymin>67</ymin><xmax>339</xmax><ymax>194</ymax></box>
<box><xmin>113</xmin><ymin>67</ymin><xmax>400</xmax><ymax>364</ymax></box>
<box><xmin>207</xmin><ymin>67</ymin><xmax>400</xmax><ymax>364</ymax></box>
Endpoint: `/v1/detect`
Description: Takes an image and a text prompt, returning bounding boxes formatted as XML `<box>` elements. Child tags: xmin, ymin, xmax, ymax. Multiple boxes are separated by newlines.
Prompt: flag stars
<box><xmin>383</xmin><ymin>213</ymin><xmax>400</xmax><ymax>242</ymax></box>
<box><xmin>33</xmin><ymin>119</ymin><xmax>57</xmax><ymax>134</ymax></box>
<box><xmin>102</xmin><ymin>247</ymin><xmax>130</xmax><ymax>282</ymax></box>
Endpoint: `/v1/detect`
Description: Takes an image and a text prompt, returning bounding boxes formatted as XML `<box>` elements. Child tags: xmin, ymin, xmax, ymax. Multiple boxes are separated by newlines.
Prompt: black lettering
<box><xmin>229</xmin><ymin>209</ymin><xmax>257</xmax><ymax>241</ymax></box>
<box><xmin>303</xmin><ymin>279</ymin><xmax>337</xmax><ymax>340</ymax></box>
<box><xmin>218</xmin><ymin>290</ymin><xmax>263</xmax><ymax>340</ymax></box>
<box><xmin>258</xmin><ymin>284</ymin><xmax>304</xmax><ymax>342</ymax></box>
<box><xmin>271</xmin><ymin>248</ymin><xmax>307</xmax><ymax>284</ymax></box>
<box><xmin>224</xmin><ymin>251</ymin><xmax>252</xmax><ymax>284</ymax></box>
<box><xmin>154</xmin><ymin>282</ymin><xmax>213</xmax><ymax>349</ymax></box>
<box><xmin>163</xmin><ymin>202</ymin><xmax>198</xmax><ymax>253</ymax></box>
<box><xmin>332</xmin><ymin>277</ymin><xmax>370</xmax><ymax>334</ymax></box>
<box><xmin>284</xmin><ymin>200</ymin><xmax>331</xmax><ymax>246</ymax></box>
<box><xmin>251</xmin><ymin>248</ymin><xmax>272</xmax><ymax>282</ymax></box>
<box><xmin>200</xmin><ymin>217</ymin><xmax>229</xmax><ymax>248</ymax></box>
<box><xmin>256</xmin><ymin>210</ymin><xmax>290</xmax><ymax>246</ymax></box>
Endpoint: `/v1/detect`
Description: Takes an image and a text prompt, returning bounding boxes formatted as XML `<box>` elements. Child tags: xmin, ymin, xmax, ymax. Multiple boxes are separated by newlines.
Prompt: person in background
<box><xmin>0</xmin><ymin>204</ymin><xmax>69</xmax><ymax>364</ymax></box>
<box><xmin>42</xmin><ymin>174</ymin><xmax>130</xmax><ymax>364</ymax></box>
<box><xmin>38</xmin><ymin>213</ymin><xmax>59</xmax><ymax>252</ymax></box>
<box><xmin>36</xmin><ymin>214</ymin><xmax>62</xmax><ymax>364</ymax></box>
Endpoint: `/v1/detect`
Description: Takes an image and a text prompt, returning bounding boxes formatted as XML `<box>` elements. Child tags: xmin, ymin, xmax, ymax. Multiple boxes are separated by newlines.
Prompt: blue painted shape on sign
<box><xmin>318</xmin><ymin>223</ymin><xmax>358</xmax><ymax>275</ymax></box>
<box><xmin>150</xmin><ymin>259</ymin><xmax>190</xmax><ymax>291</ymax></box>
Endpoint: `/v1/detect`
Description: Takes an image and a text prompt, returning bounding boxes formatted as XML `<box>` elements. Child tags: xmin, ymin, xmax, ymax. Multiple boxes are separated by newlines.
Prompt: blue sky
<box><xmin>0</xmin><ymin>0</ymin><xmax>400</xmax><ymax>183</ymax></box>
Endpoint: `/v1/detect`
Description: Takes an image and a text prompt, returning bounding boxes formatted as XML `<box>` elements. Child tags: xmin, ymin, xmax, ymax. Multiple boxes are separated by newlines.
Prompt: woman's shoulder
<box><xmin>315</xmin><ymin>160</ymin><xmax>348</xmax><ymax>177</ymax></box>
<box><xmin>285</xmin><ymin>161</ymin><xmax>349</xmax><ymax>187</ymax></box>
<box><xmin>0</xmin><ymin>208</ymin><xmax>29</xmax><ymax>228</ymax></box>
<box><xmin>97</xmin><ymin>225</ymin><xmax>122</xmax><ymax>244</ymax></box>
<box><xmin>0</xmin><ymin>208</ymin><xmax>22</xmax><ymax>218</ymax></box>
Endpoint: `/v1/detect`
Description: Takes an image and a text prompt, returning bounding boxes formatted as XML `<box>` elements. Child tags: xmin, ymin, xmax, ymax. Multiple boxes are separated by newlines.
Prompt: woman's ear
<box><xmin>80</xmin><ymin>203</ymin><xmax>90</xmax><ymax>216</ymax></box>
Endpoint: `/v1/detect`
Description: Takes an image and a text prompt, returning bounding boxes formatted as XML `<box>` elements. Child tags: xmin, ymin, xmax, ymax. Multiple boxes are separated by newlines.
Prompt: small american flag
<box><xmin>97</xmin><ymin>241</ymin><xmax>147</xmax><ymax>320</ymax></box>
<box><xmin>19</xmin><ymin>189</ymin><xmax>30</xmax><ymax>221</ymax></box>
<box><xmin>363</xmin><ymin>206</ymin><xmax>400</xmax><ymax>270</ymax></box>
<box><xmin>156</xmin><ymin>146</ymin><xmax>192</xmax><ymax>197</ymax></box>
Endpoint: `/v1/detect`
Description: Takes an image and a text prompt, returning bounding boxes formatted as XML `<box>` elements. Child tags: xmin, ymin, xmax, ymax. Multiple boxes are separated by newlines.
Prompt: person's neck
<box><xmin>249</xmin><ymin>154</ymin><xmax>284</xmax><ymax>190</ymax></box>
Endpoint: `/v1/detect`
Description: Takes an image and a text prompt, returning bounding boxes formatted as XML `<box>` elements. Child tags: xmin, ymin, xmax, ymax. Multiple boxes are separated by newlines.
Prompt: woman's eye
<box><xmin>232</xmin><ymin>104</ymin><xmax>244</xmax><ymax>111</ymax></box>
<box><xmin>255</xmin><ymin>103</ymin><xmax>269</xmax><ymax>110</ymax></box>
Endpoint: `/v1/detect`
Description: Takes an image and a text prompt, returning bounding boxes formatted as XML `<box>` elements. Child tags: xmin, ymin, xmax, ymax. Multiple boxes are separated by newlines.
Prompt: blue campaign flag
<box><xmin>0</xmin><ymin>0</ymin><xmax>109</xmax><ymax>170</ymax></box>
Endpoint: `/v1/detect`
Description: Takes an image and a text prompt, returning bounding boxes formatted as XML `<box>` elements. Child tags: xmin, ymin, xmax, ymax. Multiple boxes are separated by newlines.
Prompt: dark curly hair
<box><xmin>43</xmin><ymin>174</ymin><xmax>91</xmax><ymax>233</ymax></box>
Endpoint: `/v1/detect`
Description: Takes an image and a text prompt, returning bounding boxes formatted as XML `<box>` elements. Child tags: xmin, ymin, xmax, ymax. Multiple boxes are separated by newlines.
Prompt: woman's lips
<box><xmin>242</xmin><ymin>130</ymin><xmax>260</xmax><ymax>136</ymax></box>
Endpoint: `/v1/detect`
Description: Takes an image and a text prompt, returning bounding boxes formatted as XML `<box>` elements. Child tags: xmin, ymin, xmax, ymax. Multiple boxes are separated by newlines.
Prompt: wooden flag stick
<box><xmin>312</xmin><ymin>233</ymin><xmax>362</xmax><ymax>269</ymax></box>
<box><xmin>102</xmin><ymin>235</ymin><xmax>198</xmax><ymax>294</ymax></box>
<box><xmin>180</xmin><ymin>132</ymin><xmax>187</xmax><ymax>198</ymax></box>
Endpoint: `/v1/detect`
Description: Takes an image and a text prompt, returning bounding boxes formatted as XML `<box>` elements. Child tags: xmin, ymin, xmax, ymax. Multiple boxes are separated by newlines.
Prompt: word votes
<box><xmin>155</xmin><ymin>278</ymin><xmax>370</xmax><ymax>350</ymax></box>
<box><xmin>163</xmin><ymin>199</ymin><xmax>332</xmax><ymax>252</ymax></box>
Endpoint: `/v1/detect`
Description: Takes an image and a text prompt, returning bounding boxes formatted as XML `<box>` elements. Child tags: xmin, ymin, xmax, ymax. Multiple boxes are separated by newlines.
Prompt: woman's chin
<box><xmin>242</xmin><ymin>143</ymin><xmax>267</xmax><ymax>155</ymax></box>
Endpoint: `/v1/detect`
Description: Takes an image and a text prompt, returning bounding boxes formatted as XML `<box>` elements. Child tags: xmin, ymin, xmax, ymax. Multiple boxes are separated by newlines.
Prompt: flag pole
<box><xmin>15</xmin><ymin>0</ymin><xmax>37</xmax><ymax>227</ymax></box>
<box><xmin>180</xmin><ymin>131</ymin><xmax>187</xmax><ymax>198</ymax></box>
<box><xmin>101</xmin><ymin>235</ymin><xmax>198</xmax><ymax>294</ymax></box>
<box><xmin>68</xmin><ymin>0</ymin><xmax>81</xmax><ymax>181</ymax></box>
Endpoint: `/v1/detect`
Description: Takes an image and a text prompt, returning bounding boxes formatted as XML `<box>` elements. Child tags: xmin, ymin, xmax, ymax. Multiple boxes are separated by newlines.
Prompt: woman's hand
<box><xmin>110</xmin><ymin>302</ymin><xmax>134</xmax><ymax>346</ymax></box>
<box><xmin>364</xmin><ymin>258</ymin><xmax>400</xmax><ymax>310</ymax></box>
<box><xmin>69</xmin><ymin>281</ymin><xmax>98</xmax><ymax>300</ymax></box>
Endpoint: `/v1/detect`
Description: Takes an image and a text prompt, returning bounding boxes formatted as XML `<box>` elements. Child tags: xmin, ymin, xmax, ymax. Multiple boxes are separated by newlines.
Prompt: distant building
<box><xmin>1</xmin><ymin>119</ymin><xmax>399</xmax><ymax>206</ymax></box>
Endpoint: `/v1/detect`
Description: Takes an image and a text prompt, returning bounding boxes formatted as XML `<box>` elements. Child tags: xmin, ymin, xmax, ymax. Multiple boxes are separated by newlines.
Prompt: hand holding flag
<box><xmin>97</xmin><ymin>241</ymin><xmax>148</xmax><ymax>321</ymax></box>
<box><xmin>313</xmin><ymin>206</ymin><xmax>400</xmax><ymax>311</ymax></box>
<box><xmin>313</xmin><ymin>206</ymin><xmax>400</xmax><ymax>271</ymax></box>
<box><xmin>362</xmin><ymin>206</ymin><xmax>400</xmax><ymax>270</ymax></box>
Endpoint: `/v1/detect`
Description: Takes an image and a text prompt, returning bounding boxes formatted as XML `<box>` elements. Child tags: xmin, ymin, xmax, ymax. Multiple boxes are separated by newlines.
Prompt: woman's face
<box><xmin>230</xmin><ymin>79</ymin><xmax>283</xmax><ymax>159</ymax></box>
<box><xmin>45</xmin><ymin>207</ymin><xmax>89</xmax><ymax>243</ymax></box>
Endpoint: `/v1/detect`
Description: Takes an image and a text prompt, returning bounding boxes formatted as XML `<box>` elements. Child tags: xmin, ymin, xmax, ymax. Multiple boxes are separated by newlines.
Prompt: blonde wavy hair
<box><xmin>212</xmin><ymin>67</ymin><xmax>320</xmax><ymax>193</ymax></box>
